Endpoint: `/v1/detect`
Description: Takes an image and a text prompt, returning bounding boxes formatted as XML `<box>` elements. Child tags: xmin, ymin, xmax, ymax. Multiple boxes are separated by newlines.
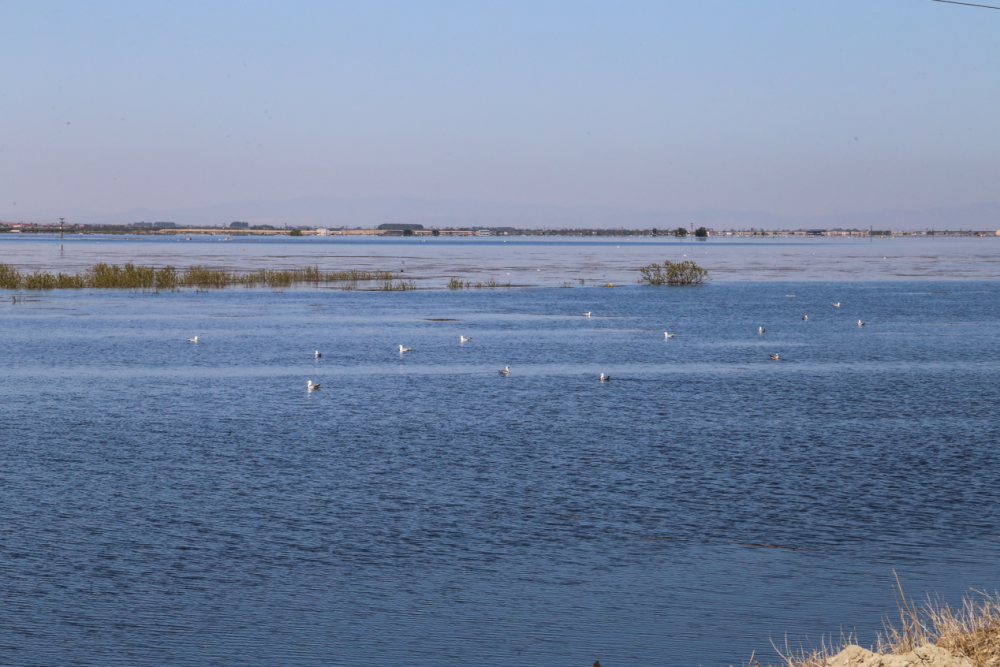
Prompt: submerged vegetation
<box><xmin>447</xmin><ymin>277</ymin><xmax>512</xmax><ymax>289</ymax></box>
<box><xmin>379</xmin><ymin>279</ymin><xmax>418</xmax><ymax>291</ymax></box>
<box><xmin>0</xmin><ymin>263</ymin><xmax>400</xmax><ymax>290</ymax></box>
<box><xmin>638</xmin><ymin>260</ymin><xmax>711</xmax><ymax>286</ymax></box>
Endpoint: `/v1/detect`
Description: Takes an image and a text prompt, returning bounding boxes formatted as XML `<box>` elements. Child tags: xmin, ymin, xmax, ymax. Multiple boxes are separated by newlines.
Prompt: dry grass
<box><xmin>879</xmin><ymin>586</ymin><xmax>1000</xmax><ymax>667</ymax></box>
<box><xmin>761</xmin><ymin>574</ymin><xmax>1000</xmax><ymax>667</ymax></box>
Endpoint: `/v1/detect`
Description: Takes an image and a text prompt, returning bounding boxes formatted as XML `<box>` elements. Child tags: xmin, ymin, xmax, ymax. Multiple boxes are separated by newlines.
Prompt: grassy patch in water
<box><xmin>0</xmin><ymin>263</ymin><xmax>399</xmax><ymax>290</ymax></box>
<box><xmin>448</xmin><ymin>277</ymin><xmax>512</xmax><ymax>289</ymax></box>
<box><xmin>638</xmin><ymin>260</ymin><xmax>711</xmax><ymax>285</ymax></box>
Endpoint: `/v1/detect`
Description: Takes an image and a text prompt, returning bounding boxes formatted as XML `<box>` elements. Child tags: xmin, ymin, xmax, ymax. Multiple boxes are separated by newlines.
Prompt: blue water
<box><xmin>2</xmin><ymin>282</ymin><xmax>998</xmax><ymax>666</ymax></box>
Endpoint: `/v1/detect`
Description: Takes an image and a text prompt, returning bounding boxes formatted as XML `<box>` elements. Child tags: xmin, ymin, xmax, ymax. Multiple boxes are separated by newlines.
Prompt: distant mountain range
<box><xmin>5</xmin><ymin>197</ymin><xmax>999</xmax><ymax>231</ymax></box>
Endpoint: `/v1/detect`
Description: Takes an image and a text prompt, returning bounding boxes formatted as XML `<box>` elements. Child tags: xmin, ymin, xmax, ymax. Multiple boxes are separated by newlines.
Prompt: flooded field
<box><xmin>2</xmin><ymin>234</ymin><xmax>998</xmax><ymax>288</ymax></box>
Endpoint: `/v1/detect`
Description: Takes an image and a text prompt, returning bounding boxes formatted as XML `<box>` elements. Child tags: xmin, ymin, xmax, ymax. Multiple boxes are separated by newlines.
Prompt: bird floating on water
<box><xmin>802</xmin><ymin>315</ymin><xmax>808</xmax><ymax>321</ymax></box>
<box><xmin>399</xmin><ymin>345</ymin><xmax>412</xmax><ymax>353</ymax></box>
<box><xmin>600</xmin><ymin>373</ymin><xmax>611</xmax><ymax>381</ymax></box>
<box><xmin>832</xmin><ymin>302</ymin><xmax>841</xmax><ymax>307</ymax></box>
<box><xmin>769</xmin><ymin>354</ymin><xmax>780</xmax><ymax>360</ymax></box>
<box><xmin>315</xmin><ymin>350</ymin><xmax>322</xmax><ymax>358</ymax></box>
<box><xmin>460</xmin><ymin>336</ymin><xmax>472</xmax><ymax>342</ymax></box>
<box><xmin>759</xmin><ymin>327</ymin><xmax>765</xmax><ymax>334</ymax></box>
<box><xmin>307</xmin><ymin>381</ymin><xmax>321</xmax><ymax>390</ymax></box>
<box><xmin>858</xmin><ymin>320</ymin><xmax>866</xmax><ymax>326</ymax></box>
<box><xmin>187</xmin><ymin>336</ymin><xmax>198</xmax><ymax>343</ymax></box>
<box><xmin>498</xmin><ymin>366</ymin><xmax>510</xmax><ymax>376</ymax></box>
<box><xmin>583</xmin><ymin>312</ymin><xmax>591</xmax><ymax>317</ymax></box>
<box><xmin>664</xmin><ymin>332</ymin><xmax>674</xmax><ymax>338</ymax></box>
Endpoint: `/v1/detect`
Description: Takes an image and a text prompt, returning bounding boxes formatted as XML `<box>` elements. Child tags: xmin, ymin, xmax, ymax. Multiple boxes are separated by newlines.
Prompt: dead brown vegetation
<box><xmin>747</xmin><ymin>575</ymin><xmax>1000</xmax><ymax>667</ymax></box>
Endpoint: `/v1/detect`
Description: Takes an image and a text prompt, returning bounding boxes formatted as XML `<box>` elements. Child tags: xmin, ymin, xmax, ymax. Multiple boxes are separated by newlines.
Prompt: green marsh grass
<box><xmin>638</xmin><ymin>260</ymin><xmax>711</xmax><ymax>285</ymax></box>
<box><xmin>0</xmin><ymin>262</ymin><xmax>401</xmax><ymax>291</ymax></box>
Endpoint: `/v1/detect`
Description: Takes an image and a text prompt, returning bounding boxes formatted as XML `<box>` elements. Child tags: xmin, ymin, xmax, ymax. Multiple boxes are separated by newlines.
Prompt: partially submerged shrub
<box><xmin>638</xmin><ymin>260</ymin><xmax>711</xmax><ymax>285</ymax></box>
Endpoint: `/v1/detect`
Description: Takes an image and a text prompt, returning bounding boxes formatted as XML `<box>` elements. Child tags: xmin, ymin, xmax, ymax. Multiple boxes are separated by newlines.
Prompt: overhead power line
<box><xmin>930</xmin><ymin>0</ymin><xmax>1000</xmax><ymax>9</ymax></box>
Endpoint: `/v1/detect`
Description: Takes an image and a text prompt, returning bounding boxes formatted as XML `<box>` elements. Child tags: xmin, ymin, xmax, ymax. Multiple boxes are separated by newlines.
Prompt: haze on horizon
<box><xmin>2</xmin><ymin>0</ymin><xmax>998</xmax><ymax>227</ymax></box>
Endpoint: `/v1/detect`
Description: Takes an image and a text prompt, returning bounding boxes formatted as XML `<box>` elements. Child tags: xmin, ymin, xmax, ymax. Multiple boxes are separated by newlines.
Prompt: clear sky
<box><xmin>2</xmin><ymin>0</ymin><xmax>998</xmax><ymax>220</ymax></box>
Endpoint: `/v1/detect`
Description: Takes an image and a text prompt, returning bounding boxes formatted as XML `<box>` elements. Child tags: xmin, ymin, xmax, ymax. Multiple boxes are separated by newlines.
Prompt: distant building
<box><xmin>376</xmin><ymin>223</ymin><xmax>424</xmax><ymax>231</ymax></box>
<box><xmin>131</xmin><ymin>221</ymin><xmax>176</xmax><ymax>228</ymax></box>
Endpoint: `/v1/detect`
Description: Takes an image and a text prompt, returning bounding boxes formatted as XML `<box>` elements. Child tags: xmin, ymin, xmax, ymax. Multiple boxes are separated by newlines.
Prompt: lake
<box><xmin>2</xmin><ymin>233</ymin><xmax>999</xmax><ymax>285</ymax></box>
<box><xmin>1</xmin><ymin>236</ymin><xmax>999</xmax><ymax>666</ymax></box>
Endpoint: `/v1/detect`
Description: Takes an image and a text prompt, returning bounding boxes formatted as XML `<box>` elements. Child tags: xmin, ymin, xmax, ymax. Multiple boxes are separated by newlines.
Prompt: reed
<box><xmin>767</xmin><ymin>577</ymin><xmax>1000</xmax><ymax>667</ymax></box>
<box><xmin>23</xmin><ymin>270</ymin><xmax>57</xmax><ymax>290</ymax></box>
<box><xmin>0</xmin><ymin>262</ymin><xmax>401</xmax><ymax>290</ymax></box>
<box><xmin>182</xmin><ymin>265</ymin><xmax>235</xmax><ymax>287</ymax></box>
<box><xmin>0</xmin><ymin>263</ymin><xmax>23</xmax><ymax>289</ymax></box>
<box><xmin>55</xmin><ymin>272</ymin><xmax>87</xmax><ymax>288</ymax></box>
<box><xmin>379</xmin><ymin>279</ymin><xmax>417</xmax><ymax>291</ymax></box>
<box><xmin>85</xmin><ymin>262</ymin><xmax>161</xmax><ymax>289</ymax></box>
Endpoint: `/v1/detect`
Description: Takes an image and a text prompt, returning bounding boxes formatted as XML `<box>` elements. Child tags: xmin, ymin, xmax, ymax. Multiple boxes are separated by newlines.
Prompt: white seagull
<box><xmin>399</xmin><ymin>345</ymin><xmax>412</xmax><ymax>353</ymax></box>
<box><xmin>832</xmin><ymin>302</ymin><xmax>841</xmax><ymax>307</ymax></box>
<box><xmin>315</xmin><ymin>350</ymin><xmax>322</xmax><ymax>358</ymax></box>
<box><xmin>460</xmin><ymin>336</ymin><xmax>472</xmax><ymax>342</ymax></box>
<box><xmin>664</xmin><ymin>332</ymin><xmax>674</xmax><ymax>338</ymax></box>
<box><xmin>498</xmin><ymin>366</ymin><xmax>510</xmax><ymax>376</ymax></box>
<box><xmin>600</xmin><ymin>373</ymin><xmax>611</xmax><ymax>381</ymax></box>
<box><xmin>583</xmin><ymin>312</ymin><xmax>592</xmax><ymax>317</ymax></box>
<box><xmin>858</xmin><ymin>320</ymin><xmax>866</xmax><ymax>326</ymax></box>
<box><xmin>759</xmin><ymin>327</ymin><xmax>765</xmax><ymax>334</ymax></box>
<box><xmin>769</xmin><ymin>353</ymin><xmax>780</xmax><ymax>360</ymax></box>
<box><xmin>187</xmin><ymin>336</ymin><xmax>198</xmax><ymax>343</ymax></box>
<box><xmin>307</xmin><ymin>381</ymin><xmax>321</xmax><ymax>390</ymax></box>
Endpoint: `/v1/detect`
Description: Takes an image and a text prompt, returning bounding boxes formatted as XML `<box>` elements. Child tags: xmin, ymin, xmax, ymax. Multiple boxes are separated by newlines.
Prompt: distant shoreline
<box><xmin>2</xmin><ymin>226</ymin><xmax>998</xmax><ymax>239</ymax></box>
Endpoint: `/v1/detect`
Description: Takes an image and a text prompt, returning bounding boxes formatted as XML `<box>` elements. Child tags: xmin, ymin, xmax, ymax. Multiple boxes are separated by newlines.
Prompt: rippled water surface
<box><xmin>3</xmin><ymin>233</ymin><xmax>1000</xmax><ymax>284</ymax></box>
<box><xmin>2</xmin><ymin>277</ymin><xmax>999</xmax><ymax>666</ymax></box>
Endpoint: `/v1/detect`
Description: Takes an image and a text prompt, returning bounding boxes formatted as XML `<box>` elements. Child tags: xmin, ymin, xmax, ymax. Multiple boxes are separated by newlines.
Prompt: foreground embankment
<box><xmin>765</xmin><ymin>590</ymin><xmax>999</xmax><ymax>667</ymax></box>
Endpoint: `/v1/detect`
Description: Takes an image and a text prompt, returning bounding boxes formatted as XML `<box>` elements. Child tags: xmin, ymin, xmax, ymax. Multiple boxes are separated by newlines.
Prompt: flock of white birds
<box><xmin>184</xmin><ymin>302</ymin><xmax>865</xmax><ymax>391</ymax></box>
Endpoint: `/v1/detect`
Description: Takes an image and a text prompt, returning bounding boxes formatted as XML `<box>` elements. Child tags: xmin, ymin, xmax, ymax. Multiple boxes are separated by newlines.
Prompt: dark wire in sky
<box><xmin>930</xmin><ymin>0</ymin><xmax>1000</xmax><ymax>9</ymax></box>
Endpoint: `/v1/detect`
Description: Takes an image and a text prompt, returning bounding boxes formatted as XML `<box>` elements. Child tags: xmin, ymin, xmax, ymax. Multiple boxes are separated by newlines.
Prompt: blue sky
<box><xmin>2</xmin><ymin>0</ymin><xmax>998</xmax><ymax>220</ymax></box>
